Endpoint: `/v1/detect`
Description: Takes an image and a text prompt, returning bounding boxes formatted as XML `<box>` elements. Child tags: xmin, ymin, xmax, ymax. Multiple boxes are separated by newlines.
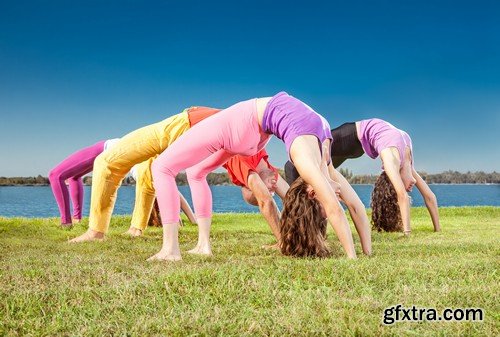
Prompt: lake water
<box><xmin>0</xmin><ymin>185</ymin><xmax>498</xmax><ymax>218</ymax></box>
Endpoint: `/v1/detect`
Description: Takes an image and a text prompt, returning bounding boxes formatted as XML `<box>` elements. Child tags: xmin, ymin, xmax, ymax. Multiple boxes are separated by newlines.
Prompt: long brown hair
<box><xmin>371</xmin><ymin>171</ymin><xmax>402</xmax><ymax>232</ymax></box>
<box><xmin>279</xmin><ymin>177</ymin><xmax>331</xmax><ymax>258</ymax></box>
<box><xmin>148</xmin><ymin>199</ymin><xmax>162</xmax><ymax>227</ymax></box>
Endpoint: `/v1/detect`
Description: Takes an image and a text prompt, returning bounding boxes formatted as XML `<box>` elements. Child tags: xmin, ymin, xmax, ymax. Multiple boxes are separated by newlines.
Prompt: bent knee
<box><xmin>186</xmin><ymin>167</ymin><xmax>207</xmax><ymax>182</ymax></box>
<box><xmin>48</xmin><ymin>169</ymin><xmax>60</xmax><ymax>182</ymax></box>
<box><xmin>151</xmin><ymin>160</ymin><xmax>176</xmax><ymax>181</ymax></box>
<box><xmin>92</xmin><ymin>154</ymin><xmax>110</xmax><ymax>173</ymax></box>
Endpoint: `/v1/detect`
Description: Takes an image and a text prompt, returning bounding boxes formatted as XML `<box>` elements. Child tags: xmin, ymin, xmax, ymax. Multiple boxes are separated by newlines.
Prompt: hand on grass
<box><xmin>261</xmin><ymin>242</ymin><xmax>280</xmax><ymax>250</ymax></box>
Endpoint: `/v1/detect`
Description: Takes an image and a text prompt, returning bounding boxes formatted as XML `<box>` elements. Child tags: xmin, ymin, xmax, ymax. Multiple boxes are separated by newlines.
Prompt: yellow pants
<box><xmin>89</xmin><ymin>111</ymin><xmax>190</xmax><ymax>233</ymax></box>
<box><xmin>130</xmin><ymin>157</ymin><xmax>156</xmax><ymax>231</ymax></box>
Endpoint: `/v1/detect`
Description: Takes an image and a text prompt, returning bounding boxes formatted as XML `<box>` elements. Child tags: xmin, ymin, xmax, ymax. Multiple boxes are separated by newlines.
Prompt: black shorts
<box><xmin>284</xmin><ymin>122</ymin><xmax>364</xmax><ymax>185</ymax></box>
<box><xmin>330</xmin><ymin>122</ymin><xmax>364</xmax><ymax>167</ymax></box>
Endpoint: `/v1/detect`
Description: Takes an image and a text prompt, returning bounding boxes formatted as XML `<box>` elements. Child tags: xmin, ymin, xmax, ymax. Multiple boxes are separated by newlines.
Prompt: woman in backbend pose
<box><xmin>279</xmin><ymin>163</ymin><xmax>372</xmax><ymax>257</ymax></box>
<box><xmin>285</xmin><ymin>119</ymin><xmax>440</xmax><ymax>235</ymax></box>
<box><xmin>49</xmin><ymin>138</ymin><xmax>119</xmax><ymax>226</ymax></box>
<box><xmin>148</xmin><ymin>92</ymin><xmax>372</xmax><ymax>261</ymax></box>
<box><xmin>50</xmin><ymin>140</ymin><xmax>195</xmax><ymax>232</ymax></box>
<box><xmin>69</xmin><ymin>106</ymin><xmax>221</xmax><ymax>243</ymax></box>
<box><xmin>222</xmin><ymin>149</ymin><xmax>290</xmax><ymax>249</ymax></box>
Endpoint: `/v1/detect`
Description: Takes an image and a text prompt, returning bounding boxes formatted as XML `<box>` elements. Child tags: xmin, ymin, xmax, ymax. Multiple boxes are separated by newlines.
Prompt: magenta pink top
<box><xmin>358</xmin><ymin>118</ymin><xmax>413</xmax><ymax>168</ymax></box>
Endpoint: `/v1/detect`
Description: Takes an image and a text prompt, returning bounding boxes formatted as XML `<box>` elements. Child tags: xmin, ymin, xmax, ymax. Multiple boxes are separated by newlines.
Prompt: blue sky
<box><xmin>1</xmin><ymin>0</ymin><xmax>499</xmax><ymax>176</ymax></box>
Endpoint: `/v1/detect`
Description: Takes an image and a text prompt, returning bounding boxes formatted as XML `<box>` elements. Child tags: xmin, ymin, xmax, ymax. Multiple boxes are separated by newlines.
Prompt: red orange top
<box><xmin>223</xmin><ymin>149</ymin><xmax>278</xmax><ymax>188</ymax></box>
<box><xmin>187</xmin><ymin>106</ymin><xmax>221</xmax><ymax>126</ymax></box>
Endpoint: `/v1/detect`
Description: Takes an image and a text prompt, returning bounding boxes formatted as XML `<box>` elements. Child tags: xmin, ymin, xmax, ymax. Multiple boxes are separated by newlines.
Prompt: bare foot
<box><xmin>68</xmin><ymin>229</ymin><xmax>105</xmax><ymax>243</ymax></box>
<box><xmin>61</xmin><ymin>223</ymin><xmax>73</xmax><ymax>229</ymax></box>
<box><xmin>187</xmin><ymin>244</ymin><xmax>212</xmax><ymax>256</ymax></box>
<box><xmin>72</xmin><ymin>218</ymin><xmax>82</xmax><ymax>224</ymax></box>
<box><xmin>261</xmin><ymin>242</ymin><xmax>280</xmax><ymax>250</ymax></box>
<box><xmin>147</xmin><ymin>250</ymin><xmax>182</xmax><ymax>261</ymax></box>
<box><xmin>124</xmin><ymin>227</ymin><xmax>143</xmax><ymax>237</ymax></box>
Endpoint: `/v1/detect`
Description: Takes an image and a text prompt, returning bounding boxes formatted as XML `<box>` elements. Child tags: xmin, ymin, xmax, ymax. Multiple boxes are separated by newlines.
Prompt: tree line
<box><xmin>336</xmin><ymin>169</ymin><xmax>500</xmax><ymax>184</ymax></box>
<box><xmin>1</xmin><ymin>170</ymin><xmax>499</xmax><ymax>186</ymax></box>
<box><xmin>0</xmin><ymin>173</ymin><xmax>232</xmax><ymax>186</ymax></box>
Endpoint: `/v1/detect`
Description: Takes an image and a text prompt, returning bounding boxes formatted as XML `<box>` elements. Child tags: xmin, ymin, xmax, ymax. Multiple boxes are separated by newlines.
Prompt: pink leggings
<box><xmin>152</xmin><ymin>99</ymin><xmax>270</xmax><ymax>223</ymax></box>
<box><xmin>49</xmin><ymin>140</ymin><xmax>106</xmax><ymax>224</ymax></box>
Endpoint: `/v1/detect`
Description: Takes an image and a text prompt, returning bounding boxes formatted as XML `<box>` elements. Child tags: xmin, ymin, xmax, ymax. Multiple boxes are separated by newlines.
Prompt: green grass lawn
<box><xmin>1</xmin><ymin>207</ymin><xmax>499</xmax><ymax>336</ymax></box>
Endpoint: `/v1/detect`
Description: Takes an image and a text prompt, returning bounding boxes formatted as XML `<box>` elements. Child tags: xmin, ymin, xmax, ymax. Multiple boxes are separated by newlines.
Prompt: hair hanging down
<box><xmin>279</xmin><ymin>177</ymin><xmax>331</xmax><ymax>258</ymax></box>
<box><xmin>148</xmin><ymin>199</ymin><xmax>162</xmax><ymax>227</ymax></box>
<box><xmin>371</xmin><ymin>171</ymin><xmax>403</xmax><ymax>232</ymax></box>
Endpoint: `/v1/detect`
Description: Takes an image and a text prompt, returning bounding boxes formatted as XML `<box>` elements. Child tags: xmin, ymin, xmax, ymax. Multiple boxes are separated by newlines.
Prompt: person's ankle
<box><xmin>127</xmin><ymin>227</ymin><xmax>143</xmax><ymax>236</ymax></box>
<box><xmin>89</xmin><ymin>229</ymin><xmax>105</xmax><ymax>238</ymax></box>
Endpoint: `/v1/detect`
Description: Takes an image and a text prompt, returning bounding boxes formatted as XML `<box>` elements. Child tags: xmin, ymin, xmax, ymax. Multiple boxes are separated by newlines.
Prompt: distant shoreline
<box><xmin>1</xmin><ymin>170</ymin><xmax>499</xmax><ymax>186</ymax></box>
<box><xmin>1</xmin><ymin>183</ymin><xmax>499</xmax><ymax>187</ymax></box>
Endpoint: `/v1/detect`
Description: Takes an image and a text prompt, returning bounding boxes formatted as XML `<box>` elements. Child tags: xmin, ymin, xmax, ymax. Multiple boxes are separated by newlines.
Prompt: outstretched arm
<box><xmin>413</xmin><ymin>169</ymin><xmax>440</xmax><ymax>231</ymax></box>
<box><xmin>247</xmin><ymin>172</ymin><xmax>281</xmax><ymax>241</ymax></box>
<box><xmin>275</xmin><ymin>175</ymin><xmax>290</xmax><ymax>201</ymax></box>
<box><xmin>380</xmin><ymin>149</ymin><xmax>411</xmax><ymax>235</ymax></box>
<box><xmin>329</xmin><ymin>164</ymin><xmax>372</xmax><ymax>255</ymax></box>
<box><xmin>179</xmin><ymin>192</ymin><xmax>197</xmax><ymax>224</ymax></box>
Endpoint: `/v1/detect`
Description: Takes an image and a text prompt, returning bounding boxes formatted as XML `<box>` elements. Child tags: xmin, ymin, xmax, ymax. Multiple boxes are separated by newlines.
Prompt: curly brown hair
<box><xmin>371</xmin><ymin>171</ymin><xmax>402</xmax><ymax>232</ymax></box>
<box><xmin>148</xmin><ymin>199</ymin><xmax>162</xmax><ymax>227</ymax></box>
<box><xmin>279</xmin><ymin>177</ymin><xmax>331</xmax><ymax>258</ymax></box>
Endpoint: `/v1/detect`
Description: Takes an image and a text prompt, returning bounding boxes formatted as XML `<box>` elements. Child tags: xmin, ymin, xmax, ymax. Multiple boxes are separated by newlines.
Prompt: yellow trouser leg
<box><xmin>131</xmin><ymin>158</ymin><xmax>156</xmax><ymax>231</ymax></box>
<box><xmin>89</xmin><ymin>112</ymin><xmax>190</xmax><ymax>233</ymax></box>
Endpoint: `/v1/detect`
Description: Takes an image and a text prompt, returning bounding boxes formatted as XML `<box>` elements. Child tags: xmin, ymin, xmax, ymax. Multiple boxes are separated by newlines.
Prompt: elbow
<box><xmin>347</xmin><ymin>201</ymin><xmax>366</xmax><ymax>216</ymax></box>
<box><xmin>258</xmin><ymin>195</ymin><xmax>279</xmax><ymax>217</ymax></box>
<box><xmin>325</xmin><ymin>202</ymin><xmax>344</xmax><ymax>219</ymax></box>
<box><xmin>397</xmin><ymin>192</ymin><xmax>410</xmax><ymax>205</ymax></box>
<box><xmin>258</xmin><ymin>196</ymin><xmax>275</xmax><ymax>211</ymax></box>
<box><xmin>426</xmin><ymin>192</ymin><xmax>438</xmax><ymax>206</ymax></box>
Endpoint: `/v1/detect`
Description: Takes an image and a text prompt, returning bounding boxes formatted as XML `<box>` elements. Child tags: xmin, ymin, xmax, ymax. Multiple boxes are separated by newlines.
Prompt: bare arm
<box><xmin>413</xmin><ymin>169</ymin><xmax>440</xmax><ymax>232</ymax></box>
<box><xmin>380</xmin><ymin>149</ymin><xmax>411</xmax><ymax>235</ymax></box>
<box><xmin>179</xmin><ymin>192</ymin><xmax>196</xmax><ymax>224</ymax></box>
<box><xmin>253</xmin><ymin>156</ymin><xmax>289</xmax><ymax>201</ymax></box>
<box><xmin>275</xmin><ymin>174</ymin><xmax>290</xmax><ymax>201</ymax></box>
<box><xmin>247</xmin><ymin>172</ymin><xmax>281</xmax><ymax>241</ymax></box>
<box><xmin>329</xmin><ymin>165</ymin><xmax>372</xmax><ymax>255</ymax></box>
